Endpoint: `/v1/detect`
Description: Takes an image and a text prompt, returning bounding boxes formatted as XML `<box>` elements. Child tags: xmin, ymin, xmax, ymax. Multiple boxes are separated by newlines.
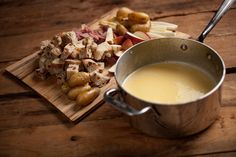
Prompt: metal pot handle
<box><xmin>198</xmin><ymin>0</ymin><xmax>236</xmax><ymax>42</ymax></box>
<box><xmin>104</xmin><ymin>88</ymin><xmax>152</xmax><ymax>116</ymax></box>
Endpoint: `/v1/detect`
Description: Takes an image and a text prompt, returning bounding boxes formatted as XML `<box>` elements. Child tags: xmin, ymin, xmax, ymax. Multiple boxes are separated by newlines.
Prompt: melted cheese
<box><xmin>122</xmin><ymin>62</ymin><xmax>215</xmax><ymax>104</ymax></box>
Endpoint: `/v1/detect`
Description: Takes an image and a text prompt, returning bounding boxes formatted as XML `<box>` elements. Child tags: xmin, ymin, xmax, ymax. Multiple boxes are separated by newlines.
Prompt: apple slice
<box><xmin>114</xmin><ymin>36</ymin><xmax>125</xmax><ymax>45</ymax></box>
<box><xmin>125</xmin><ymin>32</ymin><xmax>144</xmax><ymax>44</ymax></box>
<box><xmin>133</xmin><ymin>31</ymin><xmax>151</xmax><ymax>40</ymax></box>
<box><xmin>121</xmin><ymin>38</ymin><xmax>133</xmax><ymax>50</ymax></box>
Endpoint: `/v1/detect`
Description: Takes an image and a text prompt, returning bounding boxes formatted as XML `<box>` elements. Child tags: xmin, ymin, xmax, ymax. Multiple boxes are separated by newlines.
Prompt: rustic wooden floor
<box><xmin>0</xmin><ymin>0</ymin><xmax>236</xmax><ymax>156</ymax></box>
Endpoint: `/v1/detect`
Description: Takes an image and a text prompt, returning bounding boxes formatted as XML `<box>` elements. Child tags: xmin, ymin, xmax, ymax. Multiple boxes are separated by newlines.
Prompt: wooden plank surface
<box><xmin>0</xmin><ymin>98</ymin><xmax>123</xmax><ymax>131</ymax></box>
<box><xmin>0</xmin><ymin>106</ymin><xmax>235</xmax><ymax>157</ymax></box>
<box><xmin>0</xmin><ymin>0</ymin><xmax>236</xmax><ymax>156</ymax></box>
<box><xmin>222</xmin><ymin>74</ymin><xmax>236</xmax><ymax>106</ymax></box>
<box><xmin>0</xmin><ymin>0</ymin><xmax>235</xmax><ymax>37</ymax></box>
<box><xmin>2</xmin><ymin>0</ymin><xmax>235</xmax><ymax>37</ymax></box>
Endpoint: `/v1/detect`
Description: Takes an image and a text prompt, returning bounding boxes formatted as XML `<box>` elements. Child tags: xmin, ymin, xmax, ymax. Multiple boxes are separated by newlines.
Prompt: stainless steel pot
<box><xmin>104</xmin><ymin>0</ymin><xmax>235</xmax><ymax>138</ymax></box>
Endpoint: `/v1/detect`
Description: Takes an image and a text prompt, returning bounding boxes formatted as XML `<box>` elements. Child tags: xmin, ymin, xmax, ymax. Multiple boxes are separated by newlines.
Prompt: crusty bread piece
<box><xmin>48</xmin><ymin>58</ymin><xmax>64</xmax><ymax>75</ymax></box>
<box><xmin>66</xmin><ymin>64</ymin><xmax>79</xmax><ymax>80</ymax></box>
<box><xmin>94</xmin><ymin>42</ymin><xmax>112</xmax><ymax>60</ymax></box>
<box><xmin>82</xmin><ymin>59</ymin><xmax>104</xmax><ymax>73</ymax></box>
<box><xmin>61</xmin><ymin>31</ymin><xmax>78</xmax><ymax>47</ymax></box>
<box><xmin>90</xmin><ymin>70</ymin><xmax>110</xmax><ymax>87</ymax></box>
<box><xmin>65</xmin><ymin>59</ymin><xmax>84</xmax><ymax>71</ymax></box>
<box><xmin>61</xmin><ymin>43</ymin><xmax>75</xmax><ymax>60</ymax></box>
<box><xmin>51</xmin><ymin>34</ymin><xmax>62</xmax><ymax>47</ymax></box>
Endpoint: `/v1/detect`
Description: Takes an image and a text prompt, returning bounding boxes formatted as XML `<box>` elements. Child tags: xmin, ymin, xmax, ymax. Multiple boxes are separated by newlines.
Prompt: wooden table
<box><xmin>0</xmin><ymin>0</ymin><xmax>236</xmax><ymax>156</ymax></box>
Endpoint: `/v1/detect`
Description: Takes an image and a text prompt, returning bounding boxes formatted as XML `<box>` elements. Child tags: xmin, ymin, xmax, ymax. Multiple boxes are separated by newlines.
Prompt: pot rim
<box><xmin>114</xmin><ymin>37</ymin><xmax>226</xmax><ymax>106</ymax></box>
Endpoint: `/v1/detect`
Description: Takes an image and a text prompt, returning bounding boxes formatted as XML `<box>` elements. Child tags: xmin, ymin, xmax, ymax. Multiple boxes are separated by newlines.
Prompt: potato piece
<box><xmin>128</xmin><ymin>11</ymin><xmax>150</xmax><ymax>24</ymax></box>
<box><xmin>130</xmin><ymin>20</ymin><xmax>151</xmax><ymax>33</ymax></box>
<box><xmin>68</xmin><ymin>72</ymin><xmax>90</xmax><ymax>87</ymax></box>
<box><xmin>119</xmin><ymin>19</ymin><xmax>130</xmax><ymax>28</ymax></box>
<box><xmin>76</xmin><ymin>88</ymin><xmax>100</xmax><ymax>107</ymax></box>
<box><xmin>116</xmin><ymin>7</ymin><xmax>133</xmax><ymax>21</ymax></box>
<box><xmin>99</xmin><ymin>20</ymin><xmax>117</xmax><ymax>30</ymax></box>
<box><xmin>61</xmin><ymin>82</ymin><xmax>70</xmax><ymax>94</ymax></box>
<box><xmin>116</xmin><ymin>24</ymin><xmax>128</xmax><ymax>36</ymax></box>
<box><xmin>67</xmin><ymin>84</ymin><xmax>91</xmax><ymax>100</ymax></box>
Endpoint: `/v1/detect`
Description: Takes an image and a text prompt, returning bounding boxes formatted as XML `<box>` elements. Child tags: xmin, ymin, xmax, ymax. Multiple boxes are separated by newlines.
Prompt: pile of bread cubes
<box><xmin>35</xmin><ymin>27</ymin><xmax>121</xmax><ymax>107</ymax></box>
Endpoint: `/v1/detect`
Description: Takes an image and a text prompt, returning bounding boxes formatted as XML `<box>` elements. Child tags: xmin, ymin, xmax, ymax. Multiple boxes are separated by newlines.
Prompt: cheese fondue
<box><xmin>122</xmin><ymin>62</ymin><xmax>215</xmax><ymax>104</ymax></box>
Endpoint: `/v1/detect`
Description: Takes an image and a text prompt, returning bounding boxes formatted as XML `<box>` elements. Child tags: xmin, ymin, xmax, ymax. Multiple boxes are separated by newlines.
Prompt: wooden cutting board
<box><xmin>5</xmin><ymin>8</ymin><xmax>190</xmax><ymax>122</ymax></box>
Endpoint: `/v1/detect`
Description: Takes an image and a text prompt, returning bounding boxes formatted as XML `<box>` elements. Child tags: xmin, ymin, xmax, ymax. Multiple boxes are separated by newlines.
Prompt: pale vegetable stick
<box><xmin>146</xmin><ymin>32</ymin><xmax>164</xmax><ymax>39</ymax></box>
<box><xmin>149</xmin><ymin>26</ymin><xmax>166</xmax><ymax>32</ymax></box>
<box><xmin>151</xmin><ymin>21</ymin><xmax>178</xmax><ymax>31</ymax></box>
<box><xmin>149</xmin><ymin>30</ymin><xmax>176</xmax><ymax>37</ymax></box>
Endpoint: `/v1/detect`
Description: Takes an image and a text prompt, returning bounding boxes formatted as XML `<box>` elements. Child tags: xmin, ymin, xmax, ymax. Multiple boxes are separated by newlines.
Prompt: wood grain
<box><xmin>1</xmin><ymin>1</ymin><xmax>236</xmax><ymax>156</ymax></box>
<box><xmin>1</xmin><ymin>0</ymin><xmax>235</xmax><ymax>37</ymax></box>
<box><xmin>0</xmin><ymin>106</ymin><xmax>235</xmax><ymax>157</ymax></box>
<box><xmin>193</xmin><ymin>152</ymin><xmax>236</xmax><ymax>157</ymax></box>
<box><xmin>222</xmin><ymin>74</ymin><xmax>236</xmax><ymax>106</ymax></box>
<box><xmin>0</xmin><ymin>30</ymin><xmax>62</xmax><ymax>62</ymax></box>
<box><xmin>2</xmin><ymin>0</ymin><xmax>234</xmax><ymax>37</ymax></box>
<box><xmin>0</xmin><ymin>98</ymin><xmax>122</xmax><ymax>131</ymax></box>
<box><xmin>0</xmin><ymin>62</ymin><xmax>32</xmax><ymax>95</ymax></box>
